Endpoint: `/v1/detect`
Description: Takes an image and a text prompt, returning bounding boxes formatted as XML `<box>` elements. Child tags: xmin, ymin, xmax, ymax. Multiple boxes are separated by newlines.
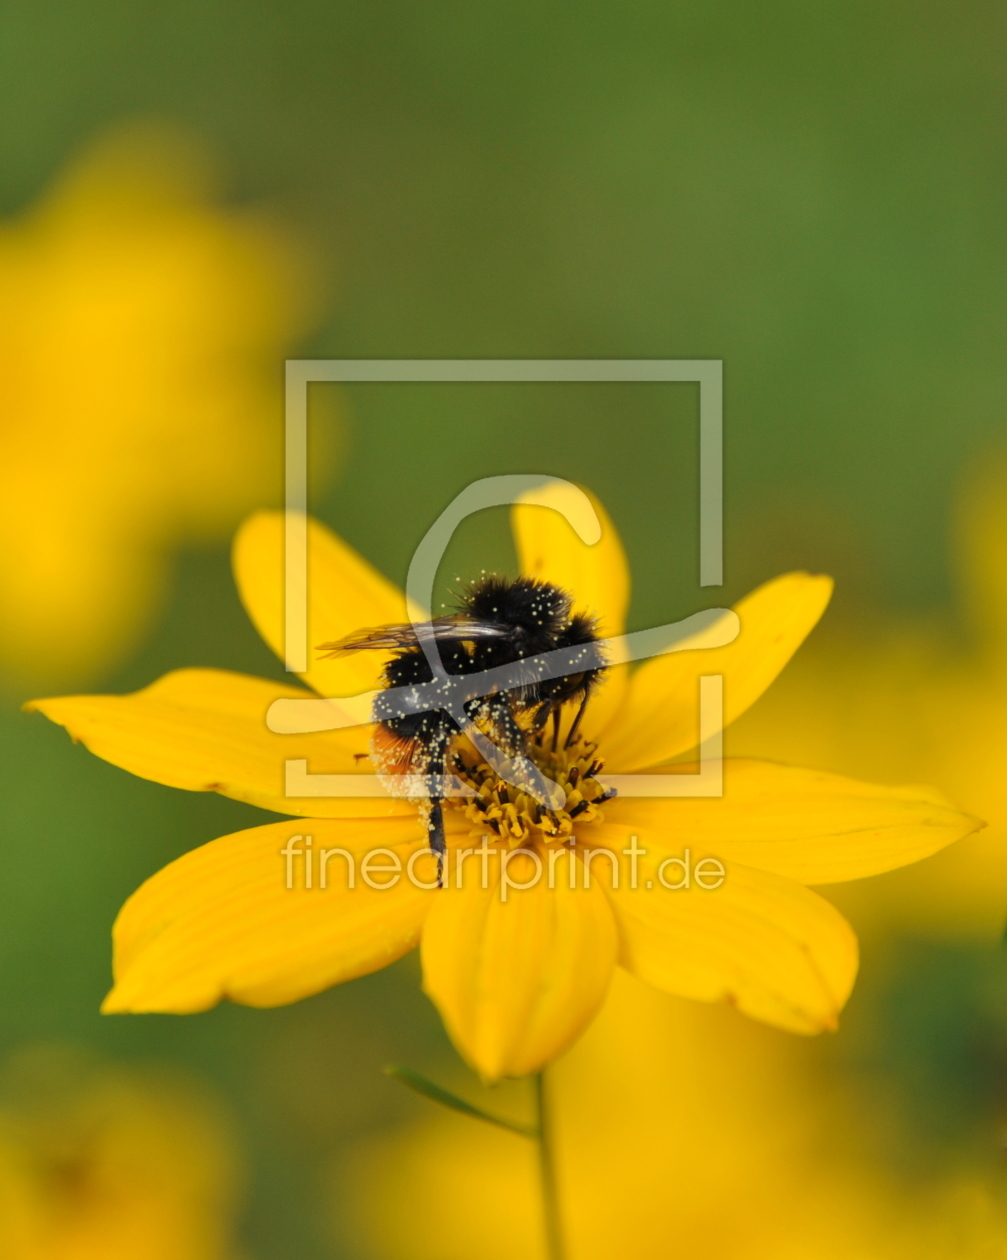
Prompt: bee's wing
<box><xmin>317</xmin><ymin>616</ymin><xmax>510</xmax><ymax>657</ymax></box>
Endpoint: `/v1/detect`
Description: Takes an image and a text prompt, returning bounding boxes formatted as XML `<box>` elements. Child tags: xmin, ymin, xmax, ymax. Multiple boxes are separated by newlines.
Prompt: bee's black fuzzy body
<box><xmin>322</xmin><ymin>575</ymin><xmax>606</xmax><ymax>872</ymax></box>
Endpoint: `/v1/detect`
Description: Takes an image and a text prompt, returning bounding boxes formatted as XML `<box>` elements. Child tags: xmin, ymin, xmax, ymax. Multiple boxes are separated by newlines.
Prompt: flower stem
<box><xmin>534</xmin><ymin>1069</ymin><xmax>566</xmax><ymax>1260</ymax></box>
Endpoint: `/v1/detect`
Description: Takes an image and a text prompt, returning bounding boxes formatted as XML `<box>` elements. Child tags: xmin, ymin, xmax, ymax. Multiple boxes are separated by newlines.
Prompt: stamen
<box><xmin>449</xmin><ymin>696</ymin><xmax>612</xmax><ymax>846</ymax></box>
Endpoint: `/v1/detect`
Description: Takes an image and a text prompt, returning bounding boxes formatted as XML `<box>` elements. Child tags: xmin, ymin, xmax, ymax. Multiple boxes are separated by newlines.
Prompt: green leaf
<box><xmin>384</xmin><ymin>1065</ymin><xmax>538</xmax><ymax>1139</ymax></box>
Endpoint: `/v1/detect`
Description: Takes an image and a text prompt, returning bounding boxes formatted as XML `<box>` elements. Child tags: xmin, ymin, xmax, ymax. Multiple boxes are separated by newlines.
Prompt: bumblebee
<box><xmin>319</xmin><ymin>575</ymin><xmax>606</xmax><ymax>868</ymax></box>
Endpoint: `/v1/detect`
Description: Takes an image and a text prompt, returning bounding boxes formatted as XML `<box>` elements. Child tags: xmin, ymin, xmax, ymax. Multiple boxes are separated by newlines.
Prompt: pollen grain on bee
<box><xmin>277</xmin><ymin>833</ymin><xmax>726</xmax><ymax>900</ymax></box>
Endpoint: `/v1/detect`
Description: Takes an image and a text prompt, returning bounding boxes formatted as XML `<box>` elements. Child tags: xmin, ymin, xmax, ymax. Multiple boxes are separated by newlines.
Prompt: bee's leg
<box><xmin>424</xmin><ymin>801</ymin><xmax>445</xmax><ymax>884</ymax></box>
<box><xmin>530</xmin><ymin>700</ymin><xmax>552</xmax><ymax>735</ymax></box>
<box><xmin>419</xmin><ymin>717</ymin><xmax>454</xmax><ymax>886</ymax></box>
<box><xmin>380</xmin><ymin>706</ymin><xmax>455</xmax><ymax>887</ymax></box>
<box><xmin>463</xmin><ymin>690</ymin><xmax>567</xmax><ymax>806</ymax></box>
<box><xmin>551</xmin><ymin>706</ymin><xmax>562</xmax><ymax>752</ymax></box>
<box><xmin>466</xmin><ymin>692</ymin><xmax>528</xmax><ymax>760</ymax></box>
<box><xmin>564</xmin><ymin>691</ymin><xmax>591</xmax><ymax>749</ymax></box>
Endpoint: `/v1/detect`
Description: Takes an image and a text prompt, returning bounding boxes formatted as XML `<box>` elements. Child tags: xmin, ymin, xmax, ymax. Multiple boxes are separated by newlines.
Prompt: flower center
<box><xmin>449</xmin><ymin>716</ymin><xmax>614</xmax><ymax>846</ymax></box>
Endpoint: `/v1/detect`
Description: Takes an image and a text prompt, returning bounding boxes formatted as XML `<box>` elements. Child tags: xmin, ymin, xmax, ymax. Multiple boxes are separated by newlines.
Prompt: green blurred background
<box><xmin>3</xmin><ymin>3</ymin><xmax>1007</xmax><ymax>1257</ymax></box>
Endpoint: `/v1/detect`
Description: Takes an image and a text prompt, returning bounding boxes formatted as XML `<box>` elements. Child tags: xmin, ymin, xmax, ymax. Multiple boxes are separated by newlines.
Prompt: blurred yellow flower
<box><xmin>0</xmin><ymin>1045</ymin><xmax>242</xmax><ymax>1260</ymax></box>
<box><xmin>28</xmin><ymin>490</ymin><xmax>978</xmax><ymax>1081</ymax></box>
<box><xmin>343</xmin><ymin>971</ymin><xmax>1007</xmax><ymax>1260</ymax></box>
<box><xmin>0</xmin><ymin>123</ymin><xmax>321</xmax><ymax>687</ymax></box>
<box><xmin>729</xmin><ymin>457</ymin><xmax>1007</xmax><ymax>939</ymax></box>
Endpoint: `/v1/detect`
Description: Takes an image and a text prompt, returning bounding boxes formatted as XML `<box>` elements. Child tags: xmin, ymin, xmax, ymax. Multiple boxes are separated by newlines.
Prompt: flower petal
<box><xmin>233</xmin><ymin>510</ymin><xmax>415</xmax><ymax>698</ymax></box>
<box><xmin>586</xmin><ymin>823</ymin><xmax>857</xmax><ymax>1034</ymax></box>
<box><xmin>601</xmin><ymin>760</ymin><xmax>982</xmax><ymax>884</ymax></box>
<box><xmin>512</xmin><ymin>484</ymin><xmax>630</xmax><ymax>738</ymax></box>
<box><xmin>421</xmin><ymin>847</ymin><xmax>617</xmax><ymax>1080</ymax></box>
<box><xmin>27</xmin><ymin>668</ymin><xmax>410</xmax><ymax>819</ymax></box>
<box><xmin>103</xmin><ymin>817</ymin><xmax>435</xmax><ymax>1013</ymax></box>
<box><xmin>603</xmin><ymin>572</ymin><xmax>833</xmax><ymax>771</ymax></box>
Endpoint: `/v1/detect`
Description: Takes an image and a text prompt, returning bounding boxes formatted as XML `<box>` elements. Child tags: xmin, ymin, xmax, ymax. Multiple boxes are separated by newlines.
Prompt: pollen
<box><xmin>450</xmin><ymin>727</ymin><xmax>614</xmax><ymax>846</ymax></box>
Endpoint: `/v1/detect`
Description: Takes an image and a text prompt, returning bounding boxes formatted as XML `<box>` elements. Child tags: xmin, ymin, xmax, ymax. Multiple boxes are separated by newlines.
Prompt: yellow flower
<box><xmin>27</xmin><ymin>490</ymin><xmax>979</xmax><ymax>1081</ymax></box>
<box><xmin>0</xmin><ymin>1045</ymin><xmax>242</xmax><ymax>1260</ymax></box>
<box><xmin>0</xmin><ymin>123</ymin><xmax>322</xmax><ymax>687</ymax></box>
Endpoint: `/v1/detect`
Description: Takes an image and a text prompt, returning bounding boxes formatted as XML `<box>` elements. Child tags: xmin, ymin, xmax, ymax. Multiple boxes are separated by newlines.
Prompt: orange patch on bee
<box><xmin>370</xmin><ymin>724</ymin><xmax>417</xmax><ymax>776</ymax></box>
